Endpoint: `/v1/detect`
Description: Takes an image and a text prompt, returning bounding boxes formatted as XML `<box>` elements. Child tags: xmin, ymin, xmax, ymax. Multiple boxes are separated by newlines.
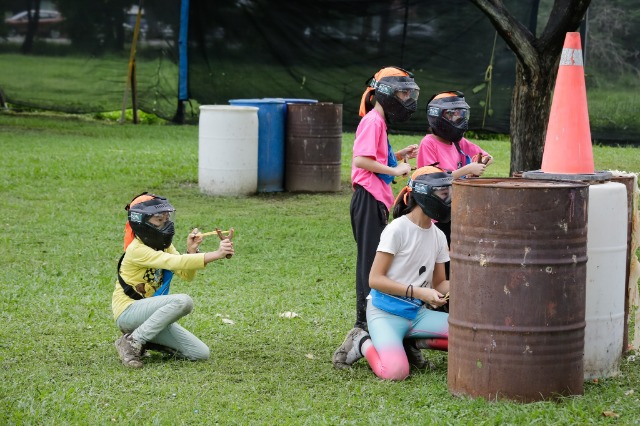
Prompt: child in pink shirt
<box><xmin>417</xmin><ymin>91</ymin><xmax>494</xmax><ymax>280</ymax></box>
<box><xmin>334</xmin><ymin>66</ymin><xmax>426</xmax><ymax>369</ymax></box>
<box><xmin>417</xmin><ymin>91</ymin><xmax>493</xmax><ymax>176</ymax></box>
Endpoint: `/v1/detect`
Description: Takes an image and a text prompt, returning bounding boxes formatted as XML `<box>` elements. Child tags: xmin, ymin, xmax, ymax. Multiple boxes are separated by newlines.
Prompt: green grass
<box><xmin>0</xmin><ymin>112</ymin><xmax>639</xmax><ymax>425</ymax></box>
<box><xmin>588</xmin><ymin>88</ymin><xmax>640</xmax><ymax>130</ymax></box>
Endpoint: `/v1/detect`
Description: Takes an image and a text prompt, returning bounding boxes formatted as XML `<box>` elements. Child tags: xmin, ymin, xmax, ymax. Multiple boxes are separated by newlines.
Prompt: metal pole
<box><xmin>120</xmin><ymin>0</ymin><xmax>144</xmax><ymax>124</ymax></box>
<box><xmin>173</xmin><ymin>0</ymin><xmax>190</xmax><ymax>124</ymax></box>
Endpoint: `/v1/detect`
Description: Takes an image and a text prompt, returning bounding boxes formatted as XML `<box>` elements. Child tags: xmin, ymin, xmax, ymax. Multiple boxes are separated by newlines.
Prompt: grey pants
<box><xmin>116</xmin><ymin>293</ymin><xmax>210</xmax><ymax>361</ymax></box>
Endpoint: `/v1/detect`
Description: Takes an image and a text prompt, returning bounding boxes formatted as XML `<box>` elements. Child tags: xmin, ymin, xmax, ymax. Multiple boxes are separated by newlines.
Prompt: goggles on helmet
<box><xmin>409</xmin><ymin>179</ymin><xmax>453</xmax><ymax>205</ymax></box>
<box><xmin>442</xmin><ymin>108</ymin><xmax>469</xmax><ymax>125</ymax></box>
<box><xmin>431</xmin><ymin>186</ymin><xmax>452</xmax><ymax>204</ymax></box>
<box><xmin>369</xmin><ymin>76</ymin><xmax>420</xmax><ymax>102</ymax></box>
<box><xmin>129</xmin><ymin>199</ymin><xmax>175</xmax><ymax>223</ymax></box>
<box><xmin>147</xmin><ymin>211</ymin><xmax>176</xmax><ymax>229</ymax></box>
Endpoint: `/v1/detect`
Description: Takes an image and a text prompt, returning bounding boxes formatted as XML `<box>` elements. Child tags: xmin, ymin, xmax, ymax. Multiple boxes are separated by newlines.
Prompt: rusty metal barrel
<box><xmin>447</xmin><ymin>178</ymin><xmax>589</xmax><ymax>402</ymax></box>
<box><xmin>285</xmin><ymin>102</ymin><xmax>342</xmax><ymax>192</ymax></box>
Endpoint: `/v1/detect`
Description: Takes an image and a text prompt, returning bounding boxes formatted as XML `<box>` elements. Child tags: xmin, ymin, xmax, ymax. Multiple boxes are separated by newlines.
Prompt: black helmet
<box><xmin>126</xmin><ymin>193</ymin><xmax>176</xmax><ymax>250</ymax></box>
<box><xmin>369</xmin><ymin>74</ymin><xmax>420</xmax><ymax>123</ymax></box>
<box><xmin>408</xmin><ymin>166</ymin><xmax>453</xmax><ymax>222</ymax></box>
<box><xmin>426</xmin><ymin>91</ymin><xmax>470</xmax><ymax>142</ymax></box>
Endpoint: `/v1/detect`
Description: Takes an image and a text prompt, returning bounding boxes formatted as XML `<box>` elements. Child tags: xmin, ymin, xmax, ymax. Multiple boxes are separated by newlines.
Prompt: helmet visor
<box><xmin>412</xmin><ymin>181</ymin><xmax>452</xmax><ymax>205</ymax></box>
<box><xmin>146</xmin><ymin>211</ymin><xmax>176</xmax><ymax>229</ymax></box>
<box><xmin>442</xmin><ymin>108</ymin><xmax>469</xmax><ymax>125</ymax></box>
<box><xmin>395</xmin><ymin>88</ymin><xmax>419</xmax><ymax>102</ymax></box>
<box><xmin>375</xmin><ymin>76</ymin><xmax>420</xmax><ymax>102</ymax></box>
<box><xmin>431</xmin><ymin>185</ymin><xmax>452</xmax><ymax>205</ymax></box>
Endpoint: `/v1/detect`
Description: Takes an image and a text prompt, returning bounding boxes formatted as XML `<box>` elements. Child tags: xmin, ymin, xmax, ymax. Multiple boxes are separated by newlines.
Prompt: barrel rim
<box><xmin>199</xmin><ymin>105</ymin><xmax>259</xmax><ymax>112</ymax></box>
<box><xmin>452</xmin><ymin>178</ymin><xmax>590</xmax><ymax>189</ymax></box>
<box><xmin>228</xmin><ymin>99</ymin><xmax>287</xmax><ymax>105</ymax></box>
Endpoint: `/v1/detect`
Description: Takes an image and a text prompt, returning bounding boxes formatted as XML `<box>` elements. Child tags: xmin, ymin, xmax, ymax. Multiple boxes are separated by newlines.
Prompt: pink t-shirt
<box><xmin>417</xmin><ymin>134</ymin><xmax>489</xmax><ymax>171</ymax></box>
<box><xmin>351</xmin><ymin>110</ymin><xmax>395</xmax><ymax>210</ymax></box>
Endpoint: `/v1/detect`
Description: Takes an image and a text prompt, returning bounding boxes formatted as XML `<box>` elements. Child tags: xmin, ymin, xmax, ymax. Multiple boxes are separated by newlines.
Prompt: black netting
<box><xmin>1</xmin><ymin>0</ymin><xmax>638</xmax><ymax>142</ymax></box>
<box><xmin>186</xmin><ymin>0</ymin><xmax>523</xmax><ymax>134</ymax></box>
<box><xmin>0</xmin><ymin>0</ymin><xmax>182</xmax><ymax>119</ymax></box>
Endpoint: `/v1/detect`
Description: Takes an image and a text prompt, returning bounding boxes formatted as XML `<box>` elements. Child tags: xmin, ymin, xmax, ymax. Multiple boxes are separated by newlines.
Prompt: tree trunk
<box><xmin>21</xmin><ymin>0</ymin><xmax>42</xmax><ymax>54</ymax></box>
<box><xmin>468</xmin><ymin>0</ymin><xmax>591</xmax><ymax>175</ymax></box>
<box><xmin>509</xmin><ymin>59</ymin><xmax>556</xmax><ymax>174</ymax></box>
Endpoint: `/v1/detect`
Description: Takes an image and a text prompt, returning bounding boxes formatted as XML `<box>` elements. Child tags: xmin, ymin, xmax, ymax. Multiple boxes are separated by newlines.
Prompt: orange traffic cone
<box><xmin>540</xmin><ymin>32</ymin><xmax>594</xmax><ymax>175</ymax></box>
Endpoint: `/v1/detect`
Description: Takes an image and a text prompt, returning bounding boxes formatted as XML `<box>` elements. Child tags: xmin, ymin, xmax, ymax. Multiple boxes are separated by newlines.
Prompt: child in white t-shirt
<box><xmin>335</xmin><ymin>166</ymin><xmax>452</xmax><ymax>380</ymax></box>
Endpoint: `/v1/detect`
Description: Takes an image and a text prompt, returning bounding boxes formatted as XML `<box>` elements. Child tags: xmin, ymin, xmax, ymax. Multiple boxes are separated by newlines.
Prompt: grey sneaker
<box><xmin>403</xmin><ymin>339</ymin><xmax>435</xmax><ymax>370</ymax></box>
<box><xmin>332</xmin><ymin>327</ymin><xmax>370</xmax><ymax>369</ymax></box>
<box><xmin>115</xmin><ymin>333</ymin><xmax>143</xmax><ymax>368</ymax></box>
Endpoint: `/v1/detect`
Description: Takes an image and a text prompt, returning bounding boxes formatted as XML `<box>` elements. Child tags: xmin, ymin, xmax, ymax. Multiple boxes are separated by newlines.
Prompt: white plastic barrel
<box><xmin>584</xmin><ymin>181</ymin><xmax>628</xmax><ymax>379</ymax></box>
<box><xmin>198</xmin><ymin>106</ymin><xmax>259</xmax><ymax>196</ymax></box>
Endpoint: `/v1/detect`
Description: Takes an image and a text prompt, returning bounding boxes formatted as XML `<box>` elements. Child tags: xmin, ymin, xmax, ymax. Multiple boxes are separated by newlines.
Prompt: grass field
<box><xmin>0</xmin><ymin>112</ymin><xmax>639</xmax><ymax>425</ymax></box>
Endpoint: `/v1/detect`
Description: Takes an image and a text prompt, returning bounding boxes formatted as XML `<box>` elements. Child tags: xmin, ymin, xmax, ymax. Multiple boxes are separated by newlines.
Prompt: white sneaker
<box><xmin>332</xmin><ymin>327</ymin><xmax>370</xmax><ymax>369</ymax></box>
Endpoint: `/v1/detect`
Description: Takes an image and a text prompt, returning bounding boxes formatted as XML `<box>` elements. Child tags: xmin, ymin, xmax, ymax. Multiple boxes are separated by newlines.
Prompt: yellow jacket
<box><xmin>112</xmin><ymin>237</ymin><xmax>206</xmax><ymax>320</ymax></box>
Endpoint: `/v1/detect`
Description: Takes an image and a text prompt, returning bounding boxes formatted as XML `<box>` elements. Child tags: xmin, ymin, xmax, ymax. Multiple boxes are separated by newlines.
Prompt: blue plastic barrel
<box><xmin>228</xmin><ymin>98</ymin><xmax>286</xmax><ymax>192</ymax></box>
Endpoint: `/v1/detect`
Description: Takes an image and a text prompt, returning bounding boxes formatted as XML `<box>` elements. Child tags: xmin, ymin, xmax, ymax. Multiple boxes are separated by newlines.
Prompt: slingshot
<box><xmin>197</xmin><ymin>230</ymin><xmax>230</xmax><ymax>238</ymax></box>
<box><xmin>197</xmin><ymin>228</ymin><xmax>235</xmax><ymax>259</ymax></box>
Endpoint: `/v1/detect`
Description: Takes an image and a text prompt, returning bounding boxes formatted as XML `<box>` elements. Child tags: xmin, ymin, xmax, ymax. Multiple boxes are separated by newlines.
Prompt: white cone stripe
<box><xmin>560</xmin><ymin>48</ymin><xmax>584</xmax><ymax>66</ymax></box>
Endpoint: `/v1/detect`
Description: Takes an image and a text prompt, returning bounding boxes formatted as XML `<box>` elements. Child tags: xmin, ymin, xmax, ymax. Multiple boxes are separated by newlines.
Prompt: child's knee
<box><xmin>187</xmin><ymin>343</ymin><xmax>210</xmax><ymax>361</ymax></box>
<box><xmin>373</xmin><ymin>349</ymin><xmax>411</xmax><ymax>380</ymax></box>
<box><xmin>377</xmin><ymin>362</ymin><xmax>410</xmax><ymax>381</ymax></box>
<box><xmin>198</xmin><ymin>346</ymin><xmax>210</xmax><ymax>361</ymax></box>
<box><xmin>173</xmin><ymin>294</ymin><xmax>194</xmax><ymax>314</ymax></box>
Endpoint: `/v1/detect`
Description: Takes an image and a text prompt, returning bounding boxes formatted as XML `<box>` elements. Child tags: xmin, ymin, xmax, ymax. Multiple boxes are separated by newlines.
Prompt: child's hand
<box><xmin>394</xmin><ymin>162</ymin><xmax>412</xmax><ymax>177</ymax></box>
<box><xmin>418</xmin><ymin>288</ymin><xmax>448</xmax><ymax>308</ymax></box>
<box><xmin>398</xmin><ymin>144</ymin><xmax>419</xmax><ymax>160</ymax></box>
<box><xmin>215</xmin><ymin>238</ymin><xmax>234</xmax><ymax>259</ymax></box>
<box><xmin>464</xmin><ymin>162</ymin><xmax>487</xmax><ymax>177</ymax></box>
<box><xmin>187</xmin><ymin>228</ymin><xmax>203</xmax><ymax>253</ymax></box>
<box><xmin>471</xmin><ymin>153</ymin><xmax>493</xmax><ymax>166</ymax></box>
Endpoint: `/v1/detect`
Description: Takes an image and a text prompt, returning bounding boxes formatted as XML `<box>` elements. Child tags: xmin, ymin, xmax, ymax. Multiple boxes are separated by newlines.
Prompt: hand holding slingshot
<box><xmin>392</xmin><ymin>156</ymin><xmax>416</xmax><ymax>184</ymax></box>
<box><xmin>475</xmin><ymin>153</ymin><xmax>490</xmax><ymax>165</ymax></box>
<box><xmin>197</xmin><ymin>228</ymin><xmax>235</xmax><ymax>259</ymax></box>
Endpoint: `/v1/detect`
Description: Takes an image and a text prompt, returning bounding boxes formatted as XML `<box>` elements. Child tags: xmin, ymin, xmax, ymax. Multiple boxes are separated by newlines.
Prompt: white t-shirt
<box><xmin>369</xmin><ymin>215</ymin><xmax>450</xmax><ymax>319</ymax></box>
<box><xmin>377</xmin><ymin>215</ymin><xmax>450</xmax><ymax>289</ymax></box>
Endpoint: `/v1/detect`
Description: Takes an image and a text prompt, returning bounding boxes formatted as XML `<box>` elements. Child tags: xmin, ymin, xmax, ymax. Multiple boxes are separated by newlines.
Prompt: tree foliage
<box><xmin>587</xmin><ymin>0</ymin><xmax>640</xmax><ymax>75</ymax></box>
<box><xmin>14</xmin><ymin>0</ymin><xmax>42</xmax><ymax>53</ymax></box>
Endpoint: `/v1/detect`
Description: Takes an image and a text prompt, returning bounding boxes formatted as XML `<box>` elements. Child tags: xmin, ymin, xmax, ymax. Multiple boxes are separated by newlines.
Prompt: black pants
<box><xmin>350</xmin><ymin>185</ymin><xmax>389</xmax><ymax>330</ymax></box>
<box><xmin>435</xmin><ymin>220</ymin><xmax>451</xmax><ymax>279</ymax></box>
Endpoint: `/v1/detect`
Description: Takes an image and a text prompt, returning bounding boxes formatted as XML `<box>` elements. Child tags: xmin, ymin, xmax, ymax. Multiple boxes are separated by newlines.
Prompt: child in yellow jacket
<box><xmin>112</xmin><ymin>192</ymin><xmax>233</xmax><ymax>368</ymax></box>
